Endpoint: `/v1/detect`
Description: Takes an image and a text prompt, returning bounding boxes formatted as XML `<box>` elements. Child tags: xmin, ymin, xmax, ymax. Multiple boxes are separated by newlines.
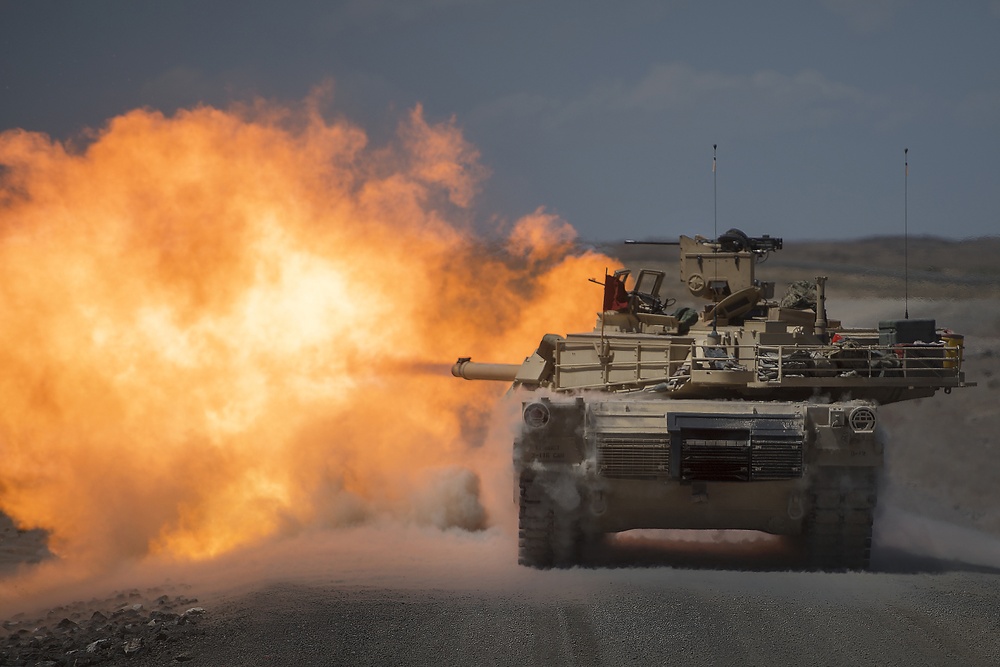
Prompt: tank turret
<box><xmin>452</xmin><ymin>229</ymin><xmax>973</xmax><ymax>571</ymax></box>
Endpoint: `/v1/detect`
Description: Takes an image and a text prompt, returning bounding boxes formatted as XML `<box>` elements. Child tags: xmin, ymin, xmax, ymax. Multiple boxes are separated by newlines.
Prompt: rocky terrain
<box><xmin>0</xmin><ymin>591</ymin><xmax>206</xmax><ymax>666</ymax></box>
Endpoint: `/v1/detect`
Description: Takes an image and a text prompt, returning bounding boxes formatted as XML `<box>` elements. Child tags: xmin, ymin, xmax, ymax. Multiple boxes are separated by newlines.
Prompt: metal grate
<box><xmin>750</xmin><ymin>439</ymin><xmax>803</xmax><ymax>480</ymax></box>
<box><xmin>682</xmin><ymin>438</ymin><xmax>749</xmax><ymax>481</ymax></box>
<box><xmin>597</xmin><ymin>434</ymin><xmax>670</xmax><ymax>480</ymax></box>
<box><xmin>682</xmin><ymin>437</ymin><xmax>802</xmax><ymax>482</ymax></box>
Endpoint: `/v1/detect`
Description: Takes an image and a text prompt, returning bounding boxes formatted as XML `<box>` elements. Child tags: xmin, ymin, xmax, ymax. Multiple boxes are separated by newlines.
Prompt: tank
<box><xmin>452</xmin><ymin>229</ymin><xmax>973</xmax><ymax>570</ymax></box>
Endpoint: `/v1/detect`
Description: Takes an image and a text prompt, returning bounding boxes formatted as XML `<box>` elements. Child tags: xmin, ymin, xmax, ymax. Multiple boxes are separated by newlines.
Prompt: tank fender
<box><xmin>809</xmin><ymin>405</ymin><xmax>883</xmax><ymax>466</ymax></box>
<box><xmin>514</xmin><ymin>397</ymin><xmax>587</xmax><ymax>466</ymax></box>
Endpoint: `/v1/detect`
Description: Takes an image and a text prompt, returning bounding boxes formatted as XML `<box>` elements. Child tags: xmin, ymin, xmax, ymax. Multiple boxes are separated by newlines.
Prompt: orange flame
<box><xmin>0</xmin><ymin>95</ymin><xmax>613</xmax><ymax>566</ymax></box>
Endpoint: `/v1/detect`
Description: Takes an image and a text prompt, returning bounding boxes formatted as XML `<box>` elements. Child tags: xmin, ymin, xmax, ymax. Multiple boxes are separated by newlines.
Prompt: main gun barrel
<box><xmin>451</xmin><ymin>357</ymin><xmax>520</xmax><ymax>382</ymax></box>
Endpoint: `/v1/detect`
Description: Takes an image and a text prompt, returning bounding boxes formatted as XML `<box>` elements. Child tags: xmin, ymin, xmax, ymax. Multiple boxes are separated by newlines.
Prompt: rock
<box><xmin>112</xmin><ymin>602</ymin><xmax>144</xmax><ymax>618</ymax></box>
<box><xmin>174</xmin><ymin>653</ymin><xmax>195</xmax><ymax>662</ymax></box>
<box><xmin>178</xmin><ymin>607</ymin><xmax>206</xmax><ymax>625</ymax></box>
<box><xmin>123</xmin><ymin>637</ymin><xmax>142</xmax><ymax>655</ymax></box>
<box><xmin>86</xmin><ymin>638</ymin><xmax>111</xmax><ymax>653</ymax></box>
<box><xmin>56</xmin><ymin>618</ymin><xmax>79</xmax><ymax>632</ymax></box>
<box><xmin>151</xmin><ymin>610</ymin><xmax>180</xmax><ymax>622</ymax></box>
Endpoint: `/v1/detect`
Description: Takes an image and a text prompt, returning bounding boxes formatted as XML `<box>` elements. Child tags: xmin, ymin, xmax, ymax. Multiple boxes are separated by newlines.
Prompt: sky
<box><xmin>1</xmin><ymin>0</ymin><xmax>998</xmax><ymax>242</ymax></box>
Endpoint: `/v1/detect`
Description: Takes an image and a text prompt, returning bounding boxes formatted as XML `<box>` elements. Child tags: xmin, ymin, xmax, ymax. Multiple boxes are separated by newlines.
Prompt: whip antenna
<box><xmin>904</xmin><ymin>148</ymin><xmax>909</xmax><ymax>320</ymax></box>
<box><xmin>712</xmin><ymin>144</ymin><xmax>719</xmax><ymax>337</ymax></box>
<box><xmin>713</xmin><ymin>144</ymin><xmax>718</xmax><ymax>240</ymax></box>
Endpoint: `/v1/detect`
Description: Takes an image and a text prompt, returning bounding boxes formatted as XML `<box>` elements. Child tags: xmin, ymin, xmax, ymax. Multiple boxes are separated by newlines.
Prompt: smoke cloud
<box><xmin>0</xmin><ymin>91</ymin><xmax>613</xmax><ymax>603</ymax></box>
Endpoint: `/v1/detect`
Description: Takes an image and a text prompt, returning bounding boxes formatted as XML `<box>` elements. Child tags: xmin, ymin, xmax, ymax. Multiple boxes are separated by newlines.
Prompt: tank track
<box><xmin>517</xmin><ymin>473</ymin><xmax>582</xmax><ymax>568</ymax></box>
<box><xmin>802</xmin><ymin>466</ymin><xmax>878</xmax><ymax>570</ymax></box>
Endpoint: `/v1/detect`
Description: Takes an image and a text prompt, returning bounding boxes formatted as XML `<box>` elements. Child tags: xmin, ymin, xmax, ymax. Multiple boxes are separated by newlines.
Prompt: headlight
<box><xmin>849</xmin><ymin>407</ymin><xmax>876</xmax><ymax>432</ymax></box>
<box><xmin>523</xmin><ymin>402</ymin><xmax>550</xmax><ymax>429</ymax></box>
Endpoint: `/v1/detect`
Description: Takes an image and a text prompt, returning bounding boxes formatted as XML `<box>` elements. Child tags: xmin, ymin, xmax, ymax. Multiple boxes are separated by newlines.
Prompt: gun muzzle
<box><xmin>451</xmin><ymin>358</ymin><xmax>521</xmax><ymax>382</ymax></box>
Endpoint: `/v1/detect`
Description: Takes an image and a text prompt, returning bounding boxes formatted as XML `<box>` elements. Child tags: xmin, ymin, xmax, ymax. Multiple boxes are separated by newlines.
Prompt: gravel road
<box><xmin>141</xmin><ymin>552</ymin><xmax>1000</xmax><ymax>666</ymax></box>
<box><xmin>6</xmin><ymin>506</ymin><xmax>1000</xmax><ymax>667</ymax></box>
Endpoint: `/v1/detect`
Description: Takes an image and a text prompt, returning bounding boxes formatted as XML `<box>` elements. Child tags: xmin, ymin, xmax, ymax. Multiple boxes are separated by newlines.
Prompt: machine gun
<box><xmin>715</xmin><ymin>228</ymin><xmax>782</xmax><ymax>254</ymax></box>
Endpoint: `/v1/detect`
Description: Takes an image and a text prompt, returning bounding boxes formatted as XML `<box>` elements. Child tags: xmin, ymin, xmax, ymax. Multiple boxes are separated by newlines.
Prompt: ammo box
<box><xmin>878</xmin><ymin>319</ymin><xmax>937</xmax><ymax>346</ymax></box>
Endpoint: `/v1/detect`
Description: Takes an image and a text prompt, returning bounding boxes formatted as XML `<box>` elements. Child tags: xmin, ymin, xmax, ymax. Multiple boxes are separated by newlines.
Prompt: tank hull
<box><xmin>515</xmin><ymin>395</ymin><xmax>880</xmax><ymax>570</ymax></box>
<box><xmin>585</xmin><ymin>477</ymin><xmax>804</xmax><ymax>534</ymax></box>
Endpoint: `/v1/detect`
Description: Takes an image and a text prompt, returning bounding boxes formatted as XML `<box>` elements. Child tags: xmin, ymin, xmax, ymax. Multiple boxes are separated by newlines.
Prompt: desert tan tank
<box><xmin>453</xmin><ymin>229</ymin><xmax>974</xmax><ymax>570</ymax></box>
